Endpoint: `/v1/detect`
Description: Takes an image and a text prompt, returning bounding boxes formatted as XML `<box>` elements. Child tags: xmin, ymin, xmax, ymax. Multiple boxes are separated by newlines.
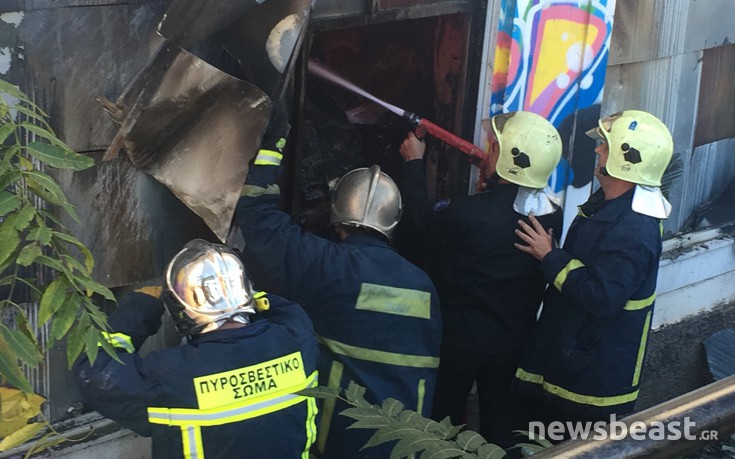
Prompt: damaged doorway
<box><xmin>289</xmin><ymin>10</ymin><xmax>483</xmax><ymax>251</ymax></box>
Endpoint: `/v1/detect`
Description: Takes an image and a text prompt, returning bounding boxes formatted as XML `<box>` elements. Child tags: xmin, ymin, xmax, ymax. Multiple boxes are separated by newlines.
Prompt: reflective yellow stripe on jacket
<box><xmin>98</xmin><ymin>332</ymin><xmax>135</xmax><ymax>353</ymax></box>
<box><xmin>515</xmin><ymin>368</ymin><xmax>639</xmax><ymax>407</ymax></box>
<box><xmin>147</xmin><ymin>371</ymin><xmax>318</xmax><ymax>458</ymax></box>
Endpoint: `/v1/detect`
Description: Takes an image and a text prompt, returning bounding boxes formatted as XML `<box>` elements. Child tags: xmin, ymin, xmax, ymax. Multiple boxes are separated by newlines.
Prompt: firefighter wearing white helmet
<box><xmin>75</xmin><ymin>238</ymin><xmax>319</xmax><ymax>458</ymax></box>
<box><xmin>514</xmin><ymin>110</ymin><xmax>674</xmax><ymax>425</ymax></box>
<box><xmin>397</xmin><ymin>111</ymin><xmax>563</xmax><ymax>449</ymax></box>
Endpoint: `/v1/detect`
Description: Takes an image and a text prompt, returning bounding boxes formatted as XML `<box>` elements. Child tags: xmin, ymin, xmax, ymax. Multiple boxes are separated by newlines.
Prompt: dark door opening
<box><xmin>289</xmin><ymin>12</ymin><xmax>479</xmax><ymax>241</ymax></box>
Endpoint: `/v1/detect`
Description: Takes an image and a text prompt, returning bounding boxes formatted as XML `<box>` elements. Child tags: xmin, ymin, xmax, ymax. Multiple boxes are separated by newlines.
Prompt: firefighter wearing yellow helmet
<box><xmin>397</xmin><ymin>111</ymin><xmax>564</xmax><ymax>448</ymax></box>
<box><xmin>514</xmin><ymin>110</ymin><xmax>674</xmax><ymax>425</ymax></box>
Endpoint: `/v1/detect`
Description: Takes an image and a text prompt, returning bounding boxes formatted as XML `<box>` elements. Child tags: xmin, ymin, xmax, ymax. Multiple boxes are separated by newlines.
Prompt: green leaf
<box><xmin>341</xmin><ymin>406</ymin><xmax>389</xmax><ymax>429</ymax></box>
<box><xmin>297</xmin><ymin>386</ymin><xmax>340</xmax><ymax>400</ymax></box>
<box><xmin>12</xmin><ymin>105</ymin><xmax>52</xmax><ymax>130</ymax></box>
<box><xmin>363</xmin><ymin>426</ymin><xmax>399</xmax><ymax>449</ymax></box>
<box><xmin>434</xmin><ymin>417</ymin><xmax>464</xmax><ymax>438</ymax></box>
<box><xmin>0</xmin><ymin>336</ymin><xmax>33</xmax><ymax>392</ymax></box>
<box><xmin>26</xmin><ymin>142</ymin><xmax>94</xmax><ymax>171</ymax></box>
<box><xmin>53</xmin><ymin>231</ymin><xmax>94</xmax><ymax>273</ymax></box>
<box><xmin>0</xmin><ymin>79</ymin><xmax>36</xmax><ymax>106</ymax></box>
<box><xmin>16</xmin><ymin>243</ymin><xmax>42</xmax><ymax>267</ymax></box>
<box><xmin>25</xmin><ymin>431</ymin><xmax>69</xmax><ymax>456</ymax></box>
<box><xmin>50</xmin><ymin>293</ymin><xmax>79</xmax><ymax>341</ymax></box>
<box><xmin>15</xmin><ymin>313</ymin><xmax>40</xmax><ymax>352</ymax></box>
<box><xmin>11</xmin><ymin>204</ymin><xmax>36</xmax><ymax>231</ymax></box>
<box><xmin>0</xmin><ymin>168</ymin><xmax>22</xmax><ymax>191</ymax></box>
<box><xmin>0</xmin><ymin>422</ymin><xmax>45</xmax><ymax>451</ymax></box>
<box><xmin>389</xmin><ymin>433</ymin><xmax>441</xmax><ymax>459</ymax></box>
<box><xmin>83</xmin><ymin>326</ymin><xmax>100</xmax><ymax>367</ymax></box>
<box><xmin>61</xmin><ymin>254</ymin><xmax>87</xmax><ymax>275</ymax></box>
<box><xmin>421</xmin><ymin>443</ymin><xmax>469</xmax><ymax>459</ymax></box>
<box><xmin>23</xmin><ymin>169</ymin><xmax>70</xmax><ymax>207</ymax></box>
<box><xmin>0</xmin><ymin>191</ymin><xmax>21</xmax><ymax>216</ymax></box>
<box><xmin>476</xmin><ymin>443</ymin><xmax>509</xmax><ymax>459</ymax></box>
<box><xmin>27</xmin><ymin>226</ymin><xmax>53</xmax><ymax>246</ymax></box>
<box><xmin>381</xmin><ymin>398</ymin><xmax>405</xmax><ymax>417</ymax></box>
<box><xmin>36</xmin><ymin>255</ymin><xmax>71</xmax><ymax>276</ymax></box>
<box><xmin>66</xmin><ymin>313</ymin><xmax>90</xmax><ymax>368</ymax></box>
<box><xmin>0</xmin><ymin>121</ymin><xmax>16</xmax><ymax>144</ymax></box>
<box><xmin>455</xmin><ymin>431</ymin><xmax>487</xmax><ymax>453</ymax></box>
<box><xmin>0</xmin><ymin>221</ymin><xmax>20</xmax><ymax>267</ymax></box>
<box><xmin>345</xmin><ymin>380</ymin><xmax>369</xmax><ymax>406</ymax></box>
<box><xmin>0</xmin><ymin>324</ymin><xmax>42</xmax><ymax>367</ymax></box>
<box><xmin>21</xmin><ymin>121</ymin><xmax>72</xmax><ymax>150</ymax></box>
<box><xmin>75</xmin><ymin>275</ymin><xmax>115</xmax><ymax>301</ymax></box>
<box><xmin>39</xmin><ymin>277</ymin><xmax>70</xmax><ymax>325</ymax></box>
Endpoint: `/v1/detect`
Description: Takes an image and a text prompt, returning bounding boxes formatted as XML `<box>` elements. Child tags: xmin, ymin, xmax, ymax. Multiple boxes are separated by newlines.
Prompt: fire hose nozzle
<box><xmin>403</xmin><ymin>111</ymin><xmax>421</xmax><ymax>126</ymax></box>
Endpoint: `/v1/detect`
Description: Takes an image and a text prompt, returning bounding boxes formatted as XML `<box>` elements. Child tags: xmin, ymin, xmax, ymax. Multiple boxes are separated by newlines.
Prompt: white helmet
<box><xmin>482</xmin><ymin>111</ymin><xmax>562</xmax><ymax>188</ymax></box>
<box><xmin>163</xmin><ymin>239</ymin><xmax>255</xmax><ymax>336</ymax></box>
<box><xmin>330</xmin><ymin>165</ymin><xmax>403</xmax><ymax>238</ymax></box>
<box><xmin>586</xmin><ymin>110</ymin><xmax>673</xmax><ymax>186</ymax></box>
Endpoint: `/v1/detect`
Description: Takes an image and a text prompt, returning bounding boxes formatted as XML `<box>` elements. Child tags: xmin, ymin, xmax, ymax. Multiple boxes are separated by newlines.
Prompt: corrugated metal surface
<box><xmin>603</xmin><ymin>0</ymin><xmax>735</xmax><ymax>235</ymax></box>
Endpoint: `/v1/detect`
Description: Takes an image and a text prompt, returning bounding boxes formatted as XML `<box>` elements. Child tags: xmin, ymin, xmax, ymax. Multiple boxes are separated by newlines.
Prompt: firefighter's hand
<box><xmin>514</xmin><ymin>214</ymin><xmax>554</xmax><ymax>261</ymax></box>
<box><xmin>254</xmin><ymin>101</ymin><xmax>290</xmax><ymax>167</ymax></box>
<box><xmin>400</xmin><ymin>131</ymin><xmax>425</xmax><ymax>161</ymax></box>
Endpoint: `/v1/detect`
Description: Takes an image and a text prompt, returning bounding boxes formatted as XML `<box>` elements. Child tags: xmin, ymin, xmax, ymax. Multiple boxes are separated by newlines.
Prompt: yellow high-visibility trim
<box><xmin>193</xmin><ymin>352</ymin><xmax>305</xmax><ymax>410</ymax></box>
<box><xmin>515</xmin><ymin>368</ymin><xmax>639</xmax><ymax>407</ymax></box>
<box><xmin>240</xmin><ymin>184</ymin><xmax>280</xmax><ymax>197</ymax></box>
<box><xmin>98</xmin><ymin>332</ymin><xmax>134</xmax><ymax>353</ymax></box>
<box><xmin>181</xmin><ymin>425</ymin><xmax>204</xmax><ymax>458</ymax></box>
<box><xmin>302</xmin><ymin>388</ymin><xmax>319</xmax><ymax>459</ymax></box>
<box><xmin>624</xmin><ymin>293</ymin><xmax>655</xmax><ymax>311</ymax></box>
<box><xmin>355</xmin><ymin>283</ymin><xmax>431</xmax><ymax>319</ymax></box>
<box><xmin>553</xmin><ymin>259</ymin><xmax>585</xmax><ymax>292</ymax></box>
<box><xmin>317</xmin><ymin>335</ymin><xmax>439</xmax><ymax>369</ymax></box>
<box><xmin>147</xmin><ymin>371</ymin><xmax>318</xmax><ymax>427</ymax></box>
<box><xmin>632</xmin><ymin>311</ymin><xmax>652</xmax><ymax>386</ymax></box>
<box><xmin>317</xmin><ymin>360</ymin><xmax>343</xmax><ymax>454</ymax></box>
<box><xmin>254</xmin><ymin>149</ymin><xmax>283</xmax><ymax>166</ymax></box>
<box><xmin>416</xmin><ymin>379</ymin><xmax>426</xmax><ymax>415</ymax></box>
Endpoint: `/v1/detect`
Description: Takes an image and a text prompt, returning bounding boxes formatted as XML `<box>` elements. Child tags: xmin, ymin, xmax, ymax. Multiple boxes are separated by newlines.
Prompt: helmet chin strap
<box><xmin>599</xmin><ymin>166</ymin><xmax>610</xmax><ymax>177</ymax></box>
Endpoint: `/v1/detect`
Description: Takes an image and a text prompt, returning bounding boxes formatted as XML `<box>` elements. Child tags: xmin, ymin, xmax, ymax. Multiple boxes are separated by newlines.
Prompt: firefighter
<box><xmin>398</xmin><ymin>111</ymin><xmax>564</xmax><ymax>450</ymax></box>
<box><xmin>236</xmin><ymin>110</ymin><xmax>442</xmax><ymax>458</ymax></box>
<box><xmin>513</xmin><ymin>110</ymin><xmax>674</xmax><ymax>428</ymax></box>
<box><xmin>75</xmin><ymin>239</ymin><xmax>319</xmax><ymax>458</ymax></box>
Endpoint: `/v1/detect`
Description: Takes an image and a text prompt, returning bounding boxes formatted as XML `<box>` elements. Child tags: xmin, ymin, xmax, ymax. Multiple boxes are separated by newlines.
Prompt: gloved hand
<box><xmin>254</xmin><ymin>100</ymin><xmax>291</xmax><ymax>167</ymax></box>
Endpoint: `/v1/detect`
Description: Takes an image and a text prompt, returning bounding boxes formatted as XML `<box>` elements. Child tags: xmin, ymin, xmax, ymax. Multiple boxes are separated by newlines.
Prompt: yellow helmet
<box><xmin>482</xmin><ymin>111</ymin><xmax>562</xmax><ymax>188</ymax></box>
<box><xmin>587</xmin><ymin>110</ymin><xmax>673</xmax><ymax>186</ymax></box>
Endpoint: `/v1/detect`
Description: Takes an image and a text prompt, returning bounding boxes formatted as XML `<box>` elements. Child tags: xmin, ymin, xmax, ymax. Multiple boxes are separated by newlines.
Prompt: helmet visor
<box><xmin>585</xmin><ymin>112</ymin><xmax>622</xmax><ymax>143</ymax></box>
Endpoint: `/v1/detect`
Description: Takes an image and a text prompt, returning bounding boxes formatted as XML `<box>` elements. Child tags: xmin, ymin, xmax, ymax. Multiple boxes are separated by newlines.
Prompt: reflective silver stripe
<box><xmin>98</xmin><ymin>332</ymin><xmax>134</xmax><ymax>353</ymax></box>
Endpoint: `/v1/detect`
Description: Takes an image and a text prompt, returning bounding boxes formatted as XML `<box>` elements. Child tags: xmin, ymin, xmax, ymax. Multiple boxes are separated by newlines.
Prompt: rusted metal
<box><xmin>532</xmin><ymin>375</ymin><xmax>735</xmax><ymax>459</ymax></box>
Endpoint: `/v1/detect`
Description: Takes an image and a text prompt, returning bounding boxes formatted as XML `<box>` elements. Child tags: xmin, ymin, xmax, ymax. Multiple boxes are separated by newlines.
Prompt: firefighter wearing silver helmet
<box><xmin>75</xmin><ymin>238</ymin><xmax>319</xmax><ymax>458</ymax></box>
<box><xmin>398</xmin><ymin>110</ymin><xmax>563</xmax><ymax>449</ymax></box>
<box><xmin>238</xmin><ymin>106</ymin><xmax>441</xmax><ymax>459</ymax></box>
<box><xmin>514</xmin><ymin>110</ymin><xmax>674</xmax><ymax>425</ymax></box>
<box><xmin>329</xmin><ymin>165</ymin><xmax>403</xmax><ymax>238</ymax></box>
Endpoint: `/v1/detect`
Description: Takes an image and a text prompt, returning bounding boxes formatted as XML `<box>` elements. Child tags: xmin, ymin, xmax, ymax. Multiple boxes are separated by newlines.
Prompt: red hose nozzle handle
<box><xmin>417</xmin><ymin>118</ymin><xmax>486</xmax><ymax>161</ymax></box>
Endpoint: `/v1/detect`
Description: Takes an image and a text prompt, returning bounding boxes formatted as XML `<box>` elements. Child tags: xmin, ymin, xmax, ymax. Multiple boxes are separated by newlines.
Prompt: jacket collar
<box><xmin>579</xmin><ymin>188</ymin><xmax>635</xmax><ymax>223</ymax></box>
<box><xmin>341</xmin><ymin>233</ymin><xmax>394</xmax><ymax>250</ymax></box>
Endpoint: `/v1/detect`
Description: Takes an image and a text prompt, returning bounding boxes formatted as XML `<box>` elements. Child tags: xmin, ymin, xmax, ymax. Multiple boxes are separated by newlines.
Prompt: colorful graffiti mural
<box><xmin>487</xmin><ymin>0</ymin><xmax>616</xmax><ymax>195</ymax></box>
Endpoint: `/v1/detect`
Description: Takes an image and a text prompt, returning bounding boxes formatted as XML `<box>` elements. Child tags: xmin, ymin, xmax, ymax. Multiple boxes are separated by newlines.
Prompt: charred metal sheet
<box><xmin>704</xmin><ymin>328</ymin><xmax>735</xmax><ymax>381</ymax></box>
<box><xmin>105</xmin><ymin>48</ymin><xmax>271</xmax><ymax>241</ymax></box>
<box><xmin>100</xmin><ymin>0</ymin><xmax>315</xmax><ymax>241</ymax></box>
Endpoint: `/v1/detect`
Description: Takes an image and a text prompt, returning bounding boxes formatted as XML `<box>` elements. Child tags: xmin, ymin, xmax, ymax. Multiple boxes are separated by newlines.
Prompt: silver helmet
<box><xmin>330</xmin><ymin>165</ymin><xmax>403</xmax><ymax>238</ymax></box>
<box><xmin>163</xmin><ymin>239</ymin><xmax>255</xmax><ymax>336</ymax></box>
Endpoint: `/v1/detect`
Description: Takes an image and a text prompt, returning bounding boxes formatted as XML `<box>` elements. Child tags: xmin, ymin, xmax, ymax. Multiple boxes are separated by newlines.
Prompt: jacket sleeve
<box><xmin>236</xmin><ymin>163</ymin><xmax>339</xmax><ymax>304</ymax></box>
<box><xmin>541</xmin><ymin>216</ymin><xmax>660</xmax><ymax>318</ymax></box>
<box><xmin>258</xmin><ymin>294</ymin><xmax>317</xmax><ymax>352</ymax></box>
<box><xmin>74</xmin><ymin>292</ymin><xmax>166</xmax><ymax>436</ymax></box>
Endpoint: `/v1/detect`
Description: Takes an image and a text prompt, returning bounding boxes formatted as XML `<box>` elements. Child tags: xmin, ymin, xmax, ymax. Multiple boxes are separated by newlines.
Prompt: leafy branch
<box><xmin>0</xmin><ymin>78</ymin><xmax>117</xmax><ymax>451</ymax></box>
<box><xmin>301</xmin><ymin>381</ymin><xmax>510</xmax><ymax>459</ymax></box>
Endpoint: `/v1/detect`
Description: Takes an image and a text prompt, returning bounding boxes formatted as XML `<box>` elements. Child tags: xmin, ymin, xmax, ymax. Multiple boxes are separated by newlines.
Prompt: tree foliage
<box><xmin>0</xmin><ymin>79</ymin><xmax>116</xmax><ymax>452</ymax></box>
<box><xmin>301</xmin><ymin>381</ymin><xmax>512</xmax><ymax>459</ymax></box>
